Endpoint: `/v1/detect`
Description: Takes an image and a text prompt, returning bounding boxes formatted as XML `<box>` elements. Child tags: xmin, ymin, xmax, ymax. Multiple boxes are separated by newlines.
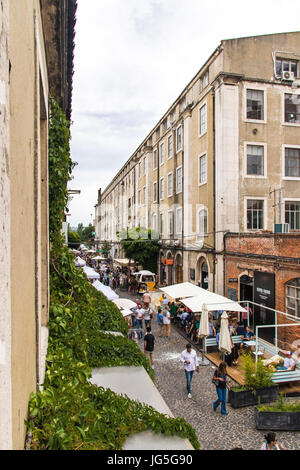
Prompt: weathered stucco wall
<box><xmin>9</xmin><ymin>0</ymin><xmax>49</xmax><ymax>449</ymax></box>
<box><xmin>0</xmin><ymin>0</ymin><xmax>12</xmax><ymax>451</ymax></box>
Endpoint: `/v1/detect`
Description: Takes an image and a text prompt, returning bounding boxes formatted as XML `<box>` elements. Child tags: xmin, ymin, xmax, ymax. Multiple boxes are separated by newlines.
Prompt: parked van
<box><xmin>134</xmin><ymin>270</ymin><xmax>156</xmax><ymax>293</ymax></box>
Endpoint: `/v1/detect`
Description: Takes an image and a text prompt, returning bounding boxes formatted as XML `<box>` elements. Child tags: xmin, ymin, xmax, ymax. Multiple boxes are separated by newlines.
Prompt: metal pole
<box><xmin>247</xmin><ymin>301</ymin><xmax>250</xmax><ymax>327</ymax></box>
<box><xmin>275</xmin><ymin>310</ymin><xmax>278</xmax><ymax>351</ymax></box>
<box><xmin>255</xmin><ymin>325</ymin><xmax>259</xmax><ymax>363</ymax></box>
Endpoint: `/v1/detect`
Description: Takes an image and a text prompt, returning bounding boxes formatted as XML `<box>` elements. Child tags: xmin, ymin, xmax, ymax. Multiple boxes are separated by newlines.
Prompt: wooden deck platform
<box><xmin>205</xmin><ymin>351</ymin><xmax>246</xmax><ymax>385</ymax></box>
<box><xmin>205</xmin><ymin>351</ymin><xmax>300</xmax><ymax>396</ymax></box>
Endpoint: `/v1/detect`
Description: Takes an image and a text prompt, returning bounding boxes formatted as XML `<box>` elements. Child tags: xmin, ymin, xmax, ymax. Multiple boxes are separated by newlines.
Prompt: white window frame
<box><xmin>282</xmin><ymin>91</ymin><xmax>300</xmax><ymax>128</ymax></box>
<box><xmin>198</xmin><ymin>153</ymin><xmax>207</xmax><ymax>186</ymax></box>
<box><xmin>244</xmin><ymin>141</ymin><xmax>267</xmax><ymax>178</ymax></box>
<box><xmin>160</xmin><ymin>176</ymin><xmax>165</xmax><ymax>201</ymax></box>
<box><xmin>152</xmin><ymin>213</ymin><xmax>157</xmax><ymax>232</ymax></box>
<box><xmin>143</xmin><ymin>186</ymin><xmax>146</xmax><ymax>206</ymax></box>
<box><xmin>282</xmin><ymin>144</ymin><xmax>300</xmax><ymax>181</ymax></box>
<box><xmin>244</xmin><ymin>197</ymin><xmax>267</xmax><ymax>232</ymax></box>
<box><xmin>175</xmin><ymin>207</ymin><xmax>182</xmax><ymax>235</ymax></box>
<box><xmin>198</xmin><ymin>102</ymin><xmax>207</xmax><ymax>137</ymax></box>
<box><xmin>176</xmin><ymin>125</ymin><xmax>182</xmax><ymax>153</ymax></box>
<box><xmin>138</xmin><ymin>162</ymin><xmax>141</xmax><ymax>178</ymax></box>
<box><xmin>159</xmin><ymin>212</ymin><xmax>164</xmax><ymax>237</ymax></box>
<box><xmin>160</xmin><ymin>142</ymin><xmax>165</xmax><ymax>166</ymax></box>
<box><xmin>167</xmin><ymin>134</ymin><xmax>173</xmax><ymax>159</ymax></box>
<box><xmin>284</xmin><ymin>198</ymin><xmax>300</xmax><ymax>231</ymax></box>
<box><xmin>202</xmin><ymin>70</ymin><xmax>209</xmax><ymax>89</ymax></box>
<box><xmin>167</xmin><ymin>171</ymin><xmax>173</xmax><ymax>197</ymax></box>
<box><xmin>153</xmin><ymin>149</ymin><xmax>158</xmax><ymax>170</ymax></box>
<box><xmin>176</xmin><ymin>165</ymin><xmax>183</xmax><ymax>194</ymax></box>
<box><xmin>244</xmin><ymin>84</ymin><xmax>267</xmax><ymax>124</ymax></box>
<box><xmin>197</xmin><ymin>207</ymin><xmax>208</xmax><ymax>237</ymax></box>
<box><xmin>143</xmin><ymin>157</ymin><xmax>146</xmax><ymax>175</ymax></box>
<box><xmin>153</xmin><ymin>181</ymin><xmax>158</xmax><ymax>203</ymax></box>
<box><xmin>167</xmin><ymin>210</ymin><xmax>174</xmax><ymax>236</ymax></box>
<box><xmin>138</xmin><ymin>189</ymin><xmax>141</xmax><ymax>206</ymax></box>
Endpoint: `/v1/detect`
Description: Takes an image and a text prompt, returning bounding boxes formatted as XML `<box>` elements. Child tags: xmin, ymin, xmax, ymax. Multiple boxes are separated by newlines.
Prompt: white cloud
<box><xmin>68</xmin><ymin>0</ymin><xmax>300</xmax><ymax>226</ymax></box>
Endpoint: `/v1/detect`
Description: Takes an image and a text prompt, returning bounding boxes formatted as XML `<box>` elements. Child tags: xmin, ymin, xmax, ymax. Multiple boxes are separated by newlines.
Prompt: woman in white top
<box><xmin>163</xmin><ymin>307</ymin><xmax>171</xmax><ymax>338</ymax></box>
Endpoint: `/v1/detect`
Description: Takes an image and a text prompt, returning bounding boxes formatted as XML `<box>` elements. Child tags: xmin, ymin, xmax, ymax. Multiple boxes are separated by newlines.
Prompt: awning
<box><xmin>160</xmin><ymin>282</ymin><xmax>205</xmax><ymax>299</ymax></box>
<box><xmin>75</xmin><ymin>256</ymin><xmax>86</xmax><ymax>267</ymax></box>
<box><xmin>92</xmin><ymin>256</ymin><xmax>107</xmax><ymax>261</ymax></box>
<box><xmin>160</xmin><ymin>282</ymin><xmax>246</xmax><ymax>313</ymax></box>
<box><xmin>119</xmin><ymin>308</ymin><xmax>133</xmax><ymax>318</ymax></box>
<box><xmin>92</xmin><ymin>280</ymin><xmax>119</xmax><ymax>300</ymax></box>
<box><xmin>181</xmin><ymin>295</ymin><xmax>246</xmax><ymax>313</ymax></box>
<box><xmin>82</xmin><ymin>266</ymin><xmax>100</xmax><ymax>279</ymax></box>
<box><xmin>113</xmin><ymin>298</ymin><xmax>137</xmax><ymax>310</ymax></box>
<box><xmin>114</xmin><ymin>258</ymin><xmax>135</xmax><ymax>266</ymax></box>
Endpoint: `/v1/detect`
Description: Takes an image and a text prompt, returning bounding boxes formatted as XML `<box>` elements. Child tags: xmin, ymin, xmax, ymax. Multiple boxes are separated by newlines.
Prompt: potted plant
<box><xmin>228</xmin><ymin>353</ymin><xmax>278</xmax><ymax>408</ymax></box>
<box><xmin>255</xmin><ymin>394</ymin><xmax>300</xmax><ymax>431</ymax></box>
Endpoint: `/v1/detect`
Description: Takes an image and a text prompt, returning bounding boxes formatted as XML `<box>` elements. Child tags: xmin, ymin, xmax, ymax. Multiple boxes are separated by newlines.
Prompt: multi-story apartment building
<box><xmin>0</xmin><ymin>0</ymin><xmax>76</xmax><ymax>449</ymax></box>
<box><xmin>95</xmin><ymin>32</ymin><xmax>300</xmax><ymax>302</ymax></box>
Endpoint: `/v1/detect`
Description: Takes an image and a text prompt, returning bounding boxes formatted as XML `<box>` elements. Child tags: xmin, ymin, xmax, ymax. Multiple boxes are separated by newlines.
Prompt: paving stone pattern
<box><xmin>116</xmin><ymin>289</ymin><xmax>300</xmax><ymax>450</ymax></box>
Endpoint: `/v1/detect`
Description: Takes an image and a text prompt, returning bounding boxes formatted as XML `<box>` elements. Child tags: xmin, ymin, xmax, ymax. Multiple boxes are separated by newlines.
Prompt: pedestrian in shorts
<box><xmin>144</xmin><ymin>326</ymin><xmax>155</xmax><ymax>368</ymax></box>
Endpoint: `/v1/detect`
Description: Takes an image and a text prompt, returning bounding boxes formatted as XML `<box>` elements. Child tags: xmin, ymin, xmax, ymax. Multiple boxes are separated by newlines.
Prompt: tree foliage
<box><xmin>119</xmin><ymin>227</ymin><xmax>160</xmax><ymax>273</ymax></box>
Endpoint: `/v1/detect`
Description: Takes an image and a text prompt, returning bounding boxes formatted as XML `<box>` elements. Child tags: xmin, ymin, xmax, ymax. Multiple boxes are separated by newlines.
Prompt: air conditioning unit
<box><xmin>274</xmin><ymin>223</ymin><xmax>289</xmax><ymax>233</ymax></box>
<box><xmin>281</xmin><ymin>71</ymin><xmax>295</xmax><ymax>81</ymax></box>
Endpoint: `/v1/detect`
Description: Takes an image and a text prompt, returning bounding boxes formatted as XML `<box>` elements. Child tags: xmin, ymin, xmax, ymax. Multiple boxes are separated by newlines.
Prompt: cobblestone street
<box><xmin>116</xmin><ymin>289</ymin><xmax>300</xmax><ymax>450</ymax></box>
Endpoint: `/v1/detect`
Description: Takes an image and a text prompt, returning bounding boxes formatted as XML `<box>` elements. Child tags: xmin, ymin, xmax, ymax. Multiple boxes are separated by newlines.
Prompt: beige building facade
<box><xmin>0</xmin><ymin>0</ymin><xmax>76</xmax><ymax>450</ymax></box>
<box><xmin>95</xmin><ymin>32</ymin><xmax>300</xmax><ymax>295</ymax></box>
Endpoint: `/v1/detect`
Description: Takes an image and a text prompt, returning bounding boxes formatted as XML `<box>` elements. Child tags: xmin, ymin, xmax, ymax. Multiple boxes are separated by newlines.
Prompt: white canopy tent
<box><xmin>92</xmin><ymin>280</ymin><xmax>119</xmax><ymax>301</ymax></box>
<box><xmin>160</xmin><ymin>282</ymin><xmax>246</xmax><ymax>314</ymax></box>
<box><xmin>119</xmin><ymin>308</ymin><xmax>133</xmax><ymax>318</ymax></box>
<box><xmin>92</xmin><ymin>256</ymin><xmax>107</xmax><ymax>261</ymax></box>
<box><xmin>160</xmin><ymin>282</ymin><xmax>204</xmax><ymax>299</ymax></box>
<box><xmin>180</xmin><ymin>296</ymin><xmax>246</xmax><ymax>314</ymax></box>
<box><xmin>75</xmin><ymin>256</ymin><xmax>86</xmax><ymax>267</ymax></box>
<box><xmin>113</xmin><ymin>298</ymin><xmax>137</xmax><ymax>310</ymax></box>
<box><xmin>82</xmin><ymin>266</ymin><xmax>100</xmax><ymax>280</ymax></box>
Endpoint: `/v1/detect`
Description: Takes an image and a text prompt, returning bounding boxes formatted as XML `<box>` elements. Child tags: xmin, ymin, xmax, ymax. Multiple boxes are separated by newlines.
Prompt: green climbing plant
<box><xmin>25</xmin><ymin>97</ymin><xmax>200</xmax><ymax>450</ymax></box>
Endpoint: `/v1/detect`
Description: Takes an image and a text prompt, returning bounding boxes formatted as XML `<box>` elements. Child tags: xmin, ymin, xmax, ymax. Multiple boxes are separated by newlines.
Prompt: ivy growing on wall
<box><xmin>25</xmin><ymin>98</ymin><xmax>200</xmax><ymax>450</ymax></box>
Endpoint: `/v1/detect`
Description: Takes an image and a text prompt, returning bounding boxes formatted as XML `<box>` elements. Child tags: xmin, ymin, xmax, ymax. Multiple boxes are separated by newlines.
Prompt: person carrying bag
<box><xmin>212</xmin><ymin>362</ymin><xmax>230</xmax><ymax>416</ymax></box>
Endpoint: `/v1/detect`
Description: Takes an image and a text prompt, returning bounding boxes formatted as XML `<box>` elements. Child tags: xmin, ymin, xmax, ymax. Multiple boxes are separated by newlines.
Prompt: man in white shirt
<box><xmin>180</xmin><ymin>344</ymin><xmax>199</xmax><ymax>398</ymax></box>
<box><xmin>136</xmin><ymin>305</ymin><xmax>145</xmax><ymax>340</ymax></box>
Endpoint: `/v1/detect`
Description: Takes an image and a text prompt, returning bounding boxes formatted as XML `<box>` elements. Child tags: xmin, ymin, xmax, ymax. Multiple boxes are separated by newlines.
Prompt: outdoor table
<box><xmin>243</xmin><ymin>340</ymin><xmax>256</xmax><ymax>347</ymax></box>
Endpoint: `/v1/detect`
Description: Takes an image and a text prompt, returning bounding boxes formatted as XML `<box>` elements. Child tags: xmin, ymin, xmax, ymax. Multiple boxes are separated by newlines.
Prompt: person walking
<box><xmin>212</xmin><ymin>362</ymin><xmax>231</xmax><ymax>415</ymax></box>
<box><xmin>144</xmin><ymin>326</ymin><xmax>155</xmax><ymax>368</ymax></box>
<box><xmin>143</xmin><ymin>305</ymin><xmax>153</xmax><ymax>329</ymax></box>
<box><xmin>180</xmin><ymin>344</ymin><xmax>199</xmax><ymax>399</ymax></box>
<box><xmin>261</xmin><ymin>432</ymin><xmax>285</xmax><ymax>450</ymax></box>
<box><xmin>157</xmin><ymin>307</ymin><xmax>163</xmax><ymax>337</ymax></box>
<box><xmin>163</xmin><ymin>305</ymin><xmax>171</xmax><ymax>338</ymax></box>
<box><xmin>143</xmin><ymin>289</ymin><xmax>151</xmax><ymax>309</ymax></box>
<box><xmin>135</xmin><ymin>304</ymin><xmax>145</xmax><ymax>340</ymax></box>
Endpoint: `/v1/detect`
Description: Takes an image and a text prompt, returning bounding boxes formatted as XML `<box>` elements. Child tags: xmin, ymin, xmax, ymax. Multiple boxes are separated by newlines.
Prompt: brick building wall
<box><xmin>225</xmin><ymin>233</ymin><xmax>300</xmax><ymax>352</ymax></box>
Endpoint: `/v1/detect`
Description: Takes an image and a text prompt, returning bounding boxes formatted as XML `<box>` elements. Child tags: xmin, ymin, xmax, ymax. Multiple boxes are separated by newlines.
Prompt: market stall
<box><xmin>82</xmin><ymin>266</ymin><xmax>100</xmax><ymax>280</ymax></box>
<box><xmin>92</xmin><ymin>280</ymin><xmax>119</xmax><ymax>301</ymax></box>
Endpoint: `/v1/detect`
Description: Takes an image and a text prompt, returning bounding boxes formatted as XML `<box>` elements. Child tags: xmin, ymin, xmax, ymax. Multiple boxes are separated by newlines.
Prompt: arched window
<box><xmin>286</xmin><ymin>278</ymin><xmax>300</xmax><ymax>318</ymax></box>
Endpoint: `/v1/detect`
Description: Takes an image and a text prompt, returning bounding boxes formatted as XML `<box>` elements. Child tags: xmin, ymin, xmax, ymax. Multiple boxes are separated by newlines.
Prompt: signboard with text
<box><xmin>254</xmin><ymin>271</ymin><xmax>275</xmax><ymax>342</ymax></box>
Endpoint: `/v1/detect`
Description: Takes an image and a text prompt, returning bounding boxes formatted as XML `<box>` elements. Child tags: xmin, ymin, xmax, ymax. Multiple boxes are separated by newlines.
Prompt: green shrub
<box><xmin>234</xmin><ymin>353</ymin><xmax>274</xmax><ymax>391</ymax></box>
<box><xmin>258</xmin><ymin>394</ymin><xmax>300</xmax><ymax>412</ymax></box>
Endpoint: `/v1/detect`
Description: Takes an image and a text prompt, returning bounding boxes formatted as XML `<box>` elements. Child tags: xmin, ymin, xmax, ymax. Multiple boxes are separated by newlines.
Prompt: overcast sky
<box><xmin>68</xmin><ymin>0</ymin><xmax>300</xmax><ymax>228</ymax></box>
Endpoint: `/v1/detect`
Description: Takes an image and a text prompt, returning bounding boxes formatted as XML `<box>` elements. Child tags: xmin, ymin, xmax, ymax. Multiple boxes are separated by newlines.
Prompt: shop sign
<box><xmin>162</xmin><ymin>258</ymin><xmax>174</xmax><ymax>265</ymax></box>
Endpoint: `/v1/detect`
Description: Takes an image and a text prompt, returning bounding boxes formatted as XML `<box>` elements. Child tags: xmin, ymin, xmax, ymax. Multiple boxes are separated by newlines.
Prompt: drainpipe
<box><xmin>181</xmin><ymin>120</ymin><xmax>184</xmax><ymax>281</ymax></box>
<box><xmin>212</xmin><ymin>88</ymin><xmax>216</xmax><ymax>292</ymax></box>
